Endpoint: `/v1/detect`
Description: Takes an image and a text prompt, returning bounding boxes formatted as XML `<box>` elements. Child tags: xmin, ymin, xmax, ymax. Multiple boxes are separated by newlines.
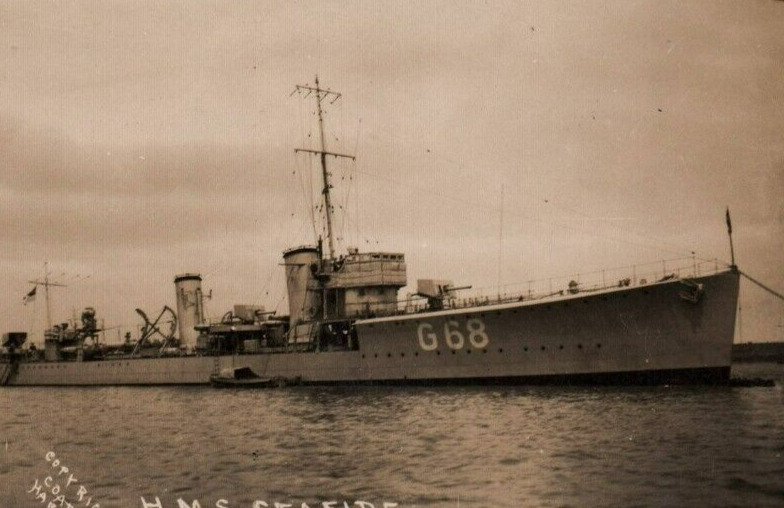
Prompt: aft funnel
<box><xmin>174</xmin><ymin>273</ymin><xmax>204</xmax><ymax>349</ymax></box>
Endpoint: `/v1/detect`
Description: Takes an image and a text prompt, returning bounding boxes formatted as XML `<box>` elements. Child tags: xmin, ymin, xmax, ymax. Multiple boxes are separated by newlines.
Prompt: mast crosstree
<box><xmin>293</xmin><ymin>76</ymin><xmax>355</xmax><ymax>260</ymax></box>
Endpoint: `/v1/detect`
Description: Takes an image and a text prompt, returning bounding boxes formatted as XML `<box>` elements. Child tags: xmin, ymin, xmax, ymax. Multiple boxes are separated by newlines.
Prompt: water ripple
<box><xmin>0</xmin><ymin>364</ymin><xmax>783</xmax><ymax>507</ymax></box>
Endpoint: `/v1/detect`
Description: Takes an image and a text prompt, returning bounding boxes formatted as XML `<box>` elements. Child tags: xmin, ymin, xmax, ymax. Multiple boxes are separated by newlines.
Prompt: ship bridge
<box><xmin>283</xmin><ymin>246</ymin><xmax>408</xmax><ymax>323</ymax></box>
<box><xmin>321</xmin><ymin>249</ymin><xmax>407</xmax><ymax>319</ymax></box>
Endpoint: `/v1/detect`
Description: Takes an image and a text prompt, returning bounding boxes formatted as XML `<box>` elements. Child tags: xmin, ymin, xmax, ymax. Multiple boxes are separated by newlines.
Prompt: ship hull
<box><xmin>3</xmin><ymin>270</ymin><xmax>740</xmax><ymax>386</ymax></box>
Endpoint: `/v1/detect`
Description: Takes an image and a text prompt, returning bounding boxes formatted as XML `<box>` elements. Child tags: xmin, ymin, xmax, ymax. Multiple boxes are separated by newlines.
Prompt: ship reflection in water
<box><xmin>1</xmin><ymin>362</ymin><xmax>782</xmax><ymax>507</ymax></box>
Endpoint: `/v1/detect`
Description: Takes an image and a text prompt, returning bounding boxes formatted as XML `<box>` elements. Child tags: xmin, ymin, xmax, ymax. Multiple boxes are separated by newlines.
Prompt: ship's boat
<box><xmin>3</xmin><ymin>78</ymin><xmax>770</xmax><ymax>387</ymax></box>
<box><xmin>209</xmin><ymin>367</ymin><xmax>300</xmax><ymax>388</ymax></box>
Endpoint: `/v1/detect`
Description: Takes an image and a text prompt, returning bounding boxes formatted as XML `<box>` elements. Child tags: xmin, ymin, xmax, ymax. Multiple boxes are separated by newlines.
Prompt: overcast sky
<box><xmin>1</xmin><ymin>0</ymin><xmax>782</xmax><ymax>343</ymax></box>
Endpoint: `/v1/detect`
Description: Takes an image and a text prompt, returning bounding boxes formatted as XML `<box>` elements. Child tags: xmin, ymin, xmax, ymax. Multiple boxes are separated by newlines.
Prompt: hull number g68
<box><xmin>416</xmin><ymin>319</ymin><xmax>489</xmax><ymax>351</ymax></box>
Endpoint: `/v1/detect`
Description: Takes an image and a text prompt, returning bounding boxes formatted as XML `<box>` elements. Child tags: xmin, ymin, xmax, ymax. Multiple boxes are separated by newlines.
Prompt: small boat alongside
<box><xmin>209</xmin><ymin>367</ymin><xmax>301</xmax><ymax>388</ymax></box>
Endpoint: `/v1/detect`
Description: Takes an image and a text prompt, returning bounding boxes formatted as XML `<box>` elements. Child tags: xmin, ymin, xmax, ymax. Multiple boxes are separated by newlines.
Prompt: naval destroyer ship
<box><xmin>1</xmin><ymin>79</ymin><xmax>745</xmax><ymax>386</ymax></box>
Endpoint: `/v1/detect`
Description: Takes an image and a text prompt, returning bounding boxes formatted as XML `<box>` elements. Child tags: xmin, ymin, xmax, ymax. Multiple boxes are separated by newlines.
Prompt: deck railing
<box><xmin>370</xmin><ymin>256</ymin><xmax>730</xmax><ymax>317</ymax></box>
<box><xmin>197</xmin><ymin>256</ymin><xmax>730</xmax><ymax>322</ymax></box>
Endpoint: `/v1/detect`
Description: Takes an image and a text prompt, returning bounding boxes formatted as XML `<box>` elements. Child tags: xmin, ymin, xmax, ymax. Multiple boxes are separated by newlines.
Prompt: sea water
<box><xmin>1</xmin><ymin>363</ymin><xmax>782</xmax><ymax>508</ymax></box>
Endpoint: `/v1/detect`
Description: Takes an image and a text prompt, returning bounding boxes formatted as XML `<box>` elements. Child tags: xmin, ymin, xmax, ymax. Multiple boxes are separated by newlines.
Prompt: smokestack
<box><xmin>282</xmin><ymin>247</ymin><xmax>321</xmax><ymax>324</ymax></box>
<box><xmin>174</xmin><ymin>273</ymin><xmax>204</xmax><ymax>349</ymax></box>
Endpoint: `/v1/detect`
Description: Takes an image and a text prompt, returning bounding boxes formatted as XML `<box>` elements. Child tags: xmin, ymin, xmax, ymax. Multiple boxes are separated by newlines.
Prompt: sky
<box><xmin>1</xmin><ymin>0</ymin><xmax>782</xmax><ymax>344</ymax></box>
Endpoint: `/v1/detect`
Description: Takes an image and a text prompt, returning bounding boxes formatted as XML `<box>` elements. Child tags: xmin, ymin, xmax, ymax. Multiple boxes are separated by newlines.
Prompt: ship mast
<box><xmin>293</xmin><ymin>76</ymin><xmax>355</xmax><ymax>260</ymax></box>
<box><xmin>28</xmin><ymin>261</ymin><xmax>67</xmax><ymax>330</ymax></box>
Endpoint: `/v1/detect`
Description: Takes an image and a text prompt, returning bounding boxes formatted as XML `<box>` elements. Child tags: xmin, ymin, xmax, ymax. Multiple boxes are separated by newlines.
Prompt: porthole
<box><xmin>400</xmin><ymin>353</ymin><xmax>405</xmax><ymax>357</ymax></box>
<box><xmin>451</xmin><ymin>350</ymin><xmax>456</xmax><ymax>355</ymax></box>
<box><xmin>577</xmin><ymin>344</ymin><xmax>583</xmax><ymax>350</ymax></box>
<box><xmin>374</xmin><ymin>353</ymin><xmax>378</xmax><ymax>358</ymax></box>
<box><xmin>559</xmin><ymin>345</ymin><xmax>564</xmax><ymax>350</ymax></box>
<box><xmin>596</xmin><ymin>343</ymin><xmax>602</xmax><ymax>349</ymax></box>
<box><xmin>414</xmin><ymin>352</ymin><xmax>419</xmax><ymax>357</ymax></box>
<box><xmin>482</xmin><ymin>349</ymin><xmax>487</xmax><ymax>354</ymax></box>
<box><xmin>387</xmin><ymin>353</ymin><xmax>392</xmax><ymax>358</ymax></box>
<box><xmin>498</xmin><ymin>348</ymin><xmax>504</xmax><ymax>353</ymax></box>
<box><xmin>541</xmin><ymin>346</ymin><xmax>546</xmax><ymax>351</ymax></box>
<box><xmin>362</xmin><ymin>354</ymin><xmax>366</xmax><ymax>359</ymax></box>
<box><xmin>466</xmin><ymin>349</ymin><xmax>471</xmax><ymax>354</ymax></box>
<box><xmin>523</xmin><ymin>346</ymin><xmax>528</xmax><ymax>352</ymax></box>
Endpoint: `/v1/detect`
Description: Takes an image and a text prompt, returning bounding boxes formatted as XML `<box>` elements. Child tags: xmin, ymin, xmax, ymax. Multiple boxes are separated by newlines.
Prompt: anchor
<box><xmin>678</xmin><ymin>279</ymin><xmax>704</xmax><ymax>304</ymax></box>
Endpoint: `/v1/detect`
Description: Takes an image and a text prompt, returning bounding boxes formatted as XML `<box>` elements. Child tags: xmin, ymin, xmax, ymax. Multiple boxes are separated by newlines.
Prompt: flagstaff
<box><xmin>726</xmin><ymin>207</ymin><xmax>736</xmax><ymax>269</ymax></box>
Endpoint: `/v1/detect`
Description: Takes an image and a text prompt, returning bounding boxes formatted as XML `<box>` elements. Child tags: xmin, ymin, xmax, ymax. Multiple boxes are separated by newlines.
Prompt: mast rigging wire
<box><xmin>740</xmin><ymin>271</ymin><xmax>784</xmax><ymax>302</ymax></box>
<box><xmin>349</xmin><ymin>165</ymin><xmax>704</xmax><ymax>260</ymax></box>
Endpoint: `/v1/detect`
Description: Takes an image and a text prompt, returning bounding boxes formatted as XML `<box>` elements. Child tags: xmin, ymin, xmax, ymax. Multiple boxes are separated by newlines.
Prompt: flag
<box><xmin>23</xmin><ymin>286</ymin><xmax>36</xmax><ymax>305</ymax></box>
<box><xmin>725</xmin><ymin>207</ymin><xmax>732</xmax><ymax>235</ymax></box>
